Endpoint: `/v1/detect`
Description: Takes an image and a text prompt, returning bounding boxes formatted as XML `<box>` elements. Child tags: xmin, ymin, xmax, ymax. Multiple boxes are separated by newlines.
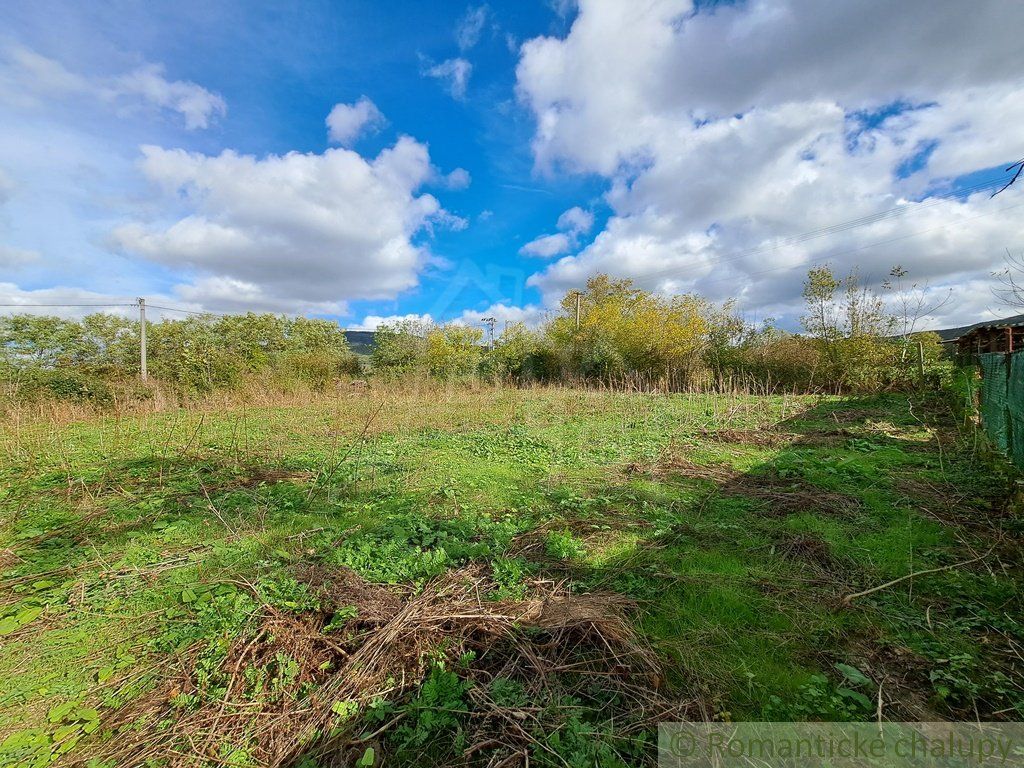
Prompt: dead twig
<box><xmin>306</xmin><ymin>400</ymin><xmax>385</xmax><ymax>505</ymax></box>
<box><xmin>842</xmin><ymin>546</ymin><xmax>996</xmax><ymax>605</ymax></box>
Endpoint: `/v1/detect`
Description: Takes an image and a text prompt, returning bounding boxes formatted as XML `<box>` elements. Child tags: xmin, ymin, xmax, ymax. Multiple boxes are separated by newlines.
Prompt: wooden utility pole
<box><xmin>138</xmin><ymin>297</ymin><xmax>148</xmax><ymax>381</ymax></box>
<box><xmin>916</xmin><ymin>339</ymin><xmax>925</xmax><ymax>385</ymax></box>
<box><xmin>574</xmin><ymin>291</ymin><xmax>581</xmax><ymax>330</ymax></box>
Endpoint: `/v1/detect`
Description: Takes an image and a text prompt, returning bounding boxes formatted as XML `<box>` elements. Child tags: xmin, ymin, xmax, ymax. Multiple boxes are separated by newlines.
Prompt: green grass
<box><xmin>0</xmin><ymin>387</ymin><xmax>1021</xmax><ymax>766</ymax></box>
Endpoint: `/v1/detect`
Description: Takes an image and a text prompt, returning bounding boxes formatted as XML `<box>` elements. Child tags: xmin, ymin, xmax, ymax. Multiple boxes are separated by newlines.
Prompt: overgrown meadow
<box><xmin>0</xmin><ymin>385</ymin><xmax>1021</xmax><ymax>766</ymax></box>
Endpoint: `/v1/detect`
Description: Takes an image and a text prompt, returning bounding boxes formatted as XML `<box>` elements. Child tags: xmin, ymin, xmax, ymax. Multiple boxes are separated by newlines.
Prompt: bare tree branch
<box><xmin>883</xmin><ymin>265</ymin><xmax>953</xmax><ymax>337</ymax></box>
<box><xmin>991</xmin><ymin>249</ymin><xmax>1024</xmax><ymax>309</ymax></box>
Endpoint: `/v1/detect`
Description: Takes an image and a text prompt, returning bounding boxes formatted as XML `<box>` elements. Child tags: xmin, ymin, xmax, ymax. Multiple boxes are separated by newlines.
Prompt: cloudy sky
<box><xmin>1</xmin><ymin>0</ymin><xmax>1022</xmax><ymax>330</ymax></box>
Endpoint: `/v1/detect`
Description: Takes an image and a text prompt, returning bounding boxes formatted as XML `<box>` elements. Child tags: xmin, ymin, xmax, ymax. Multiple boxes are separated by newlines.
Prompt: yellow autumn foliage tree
<box><xmin>545</xmin><ymin>274</ymin><xmax>710</xmax><ymax>384</ymax></box>
<box><xmin>425</xmin><ymin>324</ymin><xmax>484</xmax><ymax>380</ymax></box>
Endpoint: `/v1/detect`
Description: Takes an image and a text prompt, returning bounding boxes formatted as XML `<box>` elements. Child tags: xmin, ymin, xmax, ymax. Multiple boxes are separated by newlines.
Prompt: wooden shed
<box><xmin>935</xmin><ymin>314</ymin><xmax>1024</xmax><ymax>357</ymax></box>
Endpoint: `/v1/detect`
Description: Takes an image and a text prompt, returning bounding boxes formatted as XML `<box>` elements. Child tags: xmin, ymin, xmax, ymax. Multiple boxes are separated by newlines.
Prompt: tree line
<box><xmin>0</xmin><ymin>313</ymin><xmax>358</xmax><ymax>403</ymax></box>
<box><xmin>372</xmin><ymin>269</ymin><xmax>946</xmax><ymax>391</ymax></box>
<box><xmin>0</xmin><ymin>268</ymin><xmax>948</xmax><ymax>404</ymax></box>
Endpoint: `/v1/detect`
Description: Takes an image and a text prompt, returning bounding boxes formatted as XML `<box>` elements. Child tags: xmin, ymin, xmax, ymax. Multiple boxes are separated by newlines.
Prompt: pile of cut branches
<box><xmin>73</xmin><ymin>564</ymin><xmax>682</xmax><ymax>767</ymax></box>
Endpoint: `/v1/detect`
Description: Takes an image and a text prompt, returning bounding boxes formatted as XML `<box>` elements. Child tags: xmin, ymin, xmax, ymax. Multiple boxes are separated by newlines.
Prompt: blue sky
<box><xmin>2</xmin><ymin>1</ymin><xmax>1023</xmax><ymax>330</ymax></box>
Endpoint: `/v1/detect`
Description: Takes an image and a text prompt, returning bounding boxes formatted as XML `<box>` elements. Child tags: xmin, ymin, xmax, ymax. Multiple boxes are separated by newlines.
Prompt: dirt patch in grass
<box><xmin>294</xmin><ymin>563</ymin><xmax>405</xmax><ymax>619</ymax></box>
<box><xmin>506</xmin><ymin>511</ymin><xmax>655</xmax><ymax>566</ymax></box>
<box><xmin>638</xmin><ymin>456</ymin><xmax>861</xmax><ymax>516</ymax></box>
<box><xmin>895</xmin><ymin>476</ymin><xmax>997</xmax><ymax>516</ymax></box>
<box><xmin>83</xmin><ymin>565</ymin><xmax>684</xmax><ymax>767</ymax></box>
<box><xmin>0</xmin><ymin>548</ymin><xmax>19</xmax><ymax>573</ymax></box>
<box><xmin>750</xmin><ymin>533</ymin><xmax>864</xmax><ymax>603</ymax></box>
<box><xmin>820</xmin><ymin>407</ymin><xmax>893</xmax><ymax>425</ymax></box>
<box><xmin>840</xmin><ymin>637</ymin><xmax>942</xmax><ymax>721</ymax></box>
<box><xmin>239</xmin><ymin>467</ymin><xmax>314</xmax><ymax>487</ymax></box>
<box><xmin>698</xmin><ymin>428</ymin><xmax>802</xmax><ymax>448</ymax></box>
<box><xmin>698</xmin><ymin>427</ymin><xmax>852</xmax><ymax>449</ymax></box>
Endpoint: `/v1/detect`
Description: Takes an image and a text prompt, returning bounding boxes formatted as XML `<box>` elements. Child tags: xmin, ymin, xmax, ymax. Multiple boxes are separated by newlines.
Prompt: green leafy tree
<box><xmin>483</xmin><ymin>323</ymin><xmax>543</xmax><ymax>381</ymax></box>
<box><xmin>371</xmin><ymin>320</ymin><xmax>429</xmax><ymax>375</ymax></box>
<box><xmin>0</xmin><ymin>315</ymin><xmax>90</xmax><ymax>368</ymax></box>
<box><xmin>425</xmin><ymin>325</ymin><xmax>483</xmax><ymax>380</ymax></box>
<box><xmin>800</xmin><ymin>266</ymin><xmax>843</xmax><ymax>344</ymax></box>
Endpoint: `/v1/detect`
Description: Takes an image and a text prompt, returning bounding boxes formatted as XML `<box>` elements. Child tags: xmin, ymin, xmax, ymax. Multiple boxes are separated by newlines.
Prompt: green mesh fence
<box><xmin>979</xmin><ymin>353</ymin><xmax>1009</xmax><ymax>453</ymax></box>
<box><xmin>977</xmin><ymin>350</ymin><xmax>1024</xmax><ymax>468</ymax></box>
<box><xmin>1009</xmin><ymin>354</ymin><xmax>1024</xmax><ymax>469</ymax></box>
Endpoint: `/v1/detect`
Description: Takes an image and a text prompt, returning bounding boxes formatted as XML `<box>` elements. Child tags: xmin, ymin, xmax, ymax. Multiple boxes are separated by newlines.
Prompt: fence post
<box><xmin>1006</xmin><ymin>351</ymin><xmax>1014</xmax><ymax>466</ymax></box>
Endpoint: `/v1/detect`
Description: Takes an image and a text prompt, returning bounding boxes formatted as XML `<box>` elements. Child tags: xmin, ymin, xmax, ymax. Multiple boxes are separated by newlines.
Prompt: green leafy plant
<box><xmin>764</xmin><ymin>668</ymin><xmax>874</xmax><ymax>721</ymax></box>
<box><xmin>544</xmin><ymin>529</ymin><xmax>587</xmax><ymax>561</ymax></box>
<box><xmin>393</xmin><ymin>665</ymin><xmax>470</xmax><ymax>750</ymax></box>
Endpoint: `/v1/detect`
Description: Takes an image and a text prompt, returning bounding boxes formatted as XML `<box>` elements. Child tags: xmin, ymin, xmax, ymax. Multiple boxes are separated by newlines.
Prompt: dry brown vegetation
<box><xmin>79</xmin><ymin>565</ymin><xmax>683</xmax><ymax>768</ymax></box>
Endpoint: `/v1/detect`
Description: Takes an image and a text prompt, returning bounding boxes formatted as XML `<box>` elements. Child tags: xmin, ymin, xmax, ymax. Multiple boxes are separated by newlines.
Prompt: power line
<box><xmin>0</xmin><ymin>300</ymin><xmax>227</xmax><ymax>316</ymax></box>
<box><xmin>0</xmin><ymin>299</ymin><xmax>368</xmax><ymax>331</ymax></box>
<box><xmin>0</xmin><ymin>302</ymin><xmax>136</xmax><ymax>308</ymax></box>
<box><xmin>145</xmin><ymin>303</ymin><xmax>230</xmax><ymax>317</ymax></box>
<box><xmin>992</xmin><ymin>158</ymin><xmax>1024</xmax><ymax>197</ymax></box>
<box><xmin>0</xmin><ymin>163</ymin><xmax>1017</xmax><ymax>323</ymax></box>
<box><xmin>138</xmin><ymin>298</ymin><xmax>147</xmax><ymax>382</ymax></box>
<box><xmin>480</xmin><ymin>316</ymin><xmax>496</xmax><ymax>349</ymax></box>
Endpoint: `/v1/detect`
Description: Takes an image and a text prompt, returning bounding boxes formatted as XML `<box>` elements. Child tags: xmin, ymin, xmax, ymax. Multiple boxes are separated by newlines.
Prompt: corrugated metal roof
<box><xmin>931</xmin><ymin>313</ymin><xmax>1024</xmax><ymax>342</ymax></box>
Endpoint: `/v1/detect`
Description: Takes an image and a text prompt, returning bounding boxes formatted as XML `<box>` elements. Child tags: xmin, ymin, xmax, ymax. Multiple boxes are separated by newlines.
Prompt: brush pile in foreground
<box><xmin>77</xmin><ymin>564</ymin><xmax>682</xmax><ymax>767</ymax></box>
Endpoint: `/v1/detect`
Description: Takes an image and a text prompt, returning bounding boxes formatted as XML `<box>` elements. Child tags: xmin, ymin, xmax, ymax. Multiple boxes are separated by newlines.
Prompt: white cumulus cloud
<box><xmin>326</xmin><ymin>96</ymin><xmax>385</xmax><ymax>146</ymax></box>
<box><xmin>520</xmin><ymin>232</ymin><xmax>572</xmax><ymax>258</ymax></box>
<box><xmin>456</xmin><ymin>5</ymin><xmax>490</xmax><ymax>50</ymax></box>
<box><xmin>442</xmin><ymin>167</ymin><xmax>472</xmax><ymax>190</ymax></box>
<box><xmin>112</xmin><ymin>132</ymin><xmax>465</xmax><ymax>312</ymax></box>
<box><xmin>556</xmin><ymin>205</ymin><xmax>593</xmax><ymax>234</ymax></box>
<box><xmin>456</xmin><ymin>302</ymin><xmax>548</xmax><ymax>329</ymax></box>
<box><xmin>356</xmin><ymin>312</ymin><xmax>435</xmax><ymax>330</ymax></box>
<box><xmin>109</xmin><ymin>63</ymin><xmax>226</xmax><ymax>130</ymax></box>
<box><xmin>516</xmin><ymin>0</ymin><xmax>1024</xmax><ymax>326</ymax></box>
<box><xmin>520</xmin><ymin>205</ymin><xmax>595</xmax><ymax>257</ymax></box>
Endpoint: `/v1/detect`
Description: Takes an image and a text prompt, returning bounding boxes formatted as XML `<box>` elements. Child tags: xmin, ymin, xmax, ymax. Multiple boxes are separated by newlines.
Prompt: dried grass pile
<box><xmin>74</xmin><ymin>565</ymin><xmax>679</xmax><ymax>767</ymax></box>
<box><xmin>773</xmin><ymin>532</ymin><xmax>839</xmax><ymax>574</ymax></box>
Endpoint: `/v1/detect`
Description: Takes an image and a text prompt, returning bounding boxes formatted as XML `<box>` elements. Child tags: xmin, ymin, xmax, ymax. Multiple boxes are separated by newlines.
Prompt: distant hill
<box><xmin>344</xmin><ymin>330</ymin><xmax>376</xmax><ymax>356</ymax></box>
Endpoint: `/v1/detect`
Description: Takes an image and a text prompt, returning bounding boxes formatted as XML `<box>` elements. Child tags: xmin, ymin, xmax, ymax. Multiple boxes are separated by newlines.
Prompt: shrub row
<box><xmin>1</xmin><ymin>270</ymin><xmax>952</xmax><ymax>403</ymax></box>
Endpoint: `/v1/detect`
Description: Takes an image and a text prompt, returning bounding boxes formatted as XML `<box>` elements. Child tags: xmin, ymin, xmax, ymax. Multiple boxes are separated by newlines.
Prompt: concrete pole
<box><xmin>575</xmin><ymin>291</ymin><xmax>581</xmax><ymax>330</ymax></box>
<box><xmin>138</xmin><ymin>297</ymin><xmax>147</xmax><ymax>381</ymax></box>
<box><xmin>482</xmin><ymin>317</ymin><xmax>496</xmax><ymax>350</ymax></box>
